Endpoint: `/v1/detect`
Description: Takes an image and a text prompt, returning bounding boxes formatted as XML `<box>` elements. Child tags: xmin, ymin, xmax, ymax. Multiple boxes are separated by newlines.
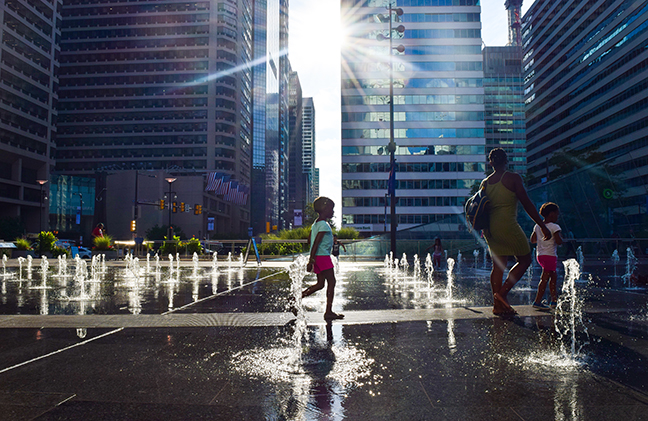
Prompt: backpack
<box><xmin>465</xmin><ymin>186</ymin><xmax>490</xmax><ymax>232</ymax></box>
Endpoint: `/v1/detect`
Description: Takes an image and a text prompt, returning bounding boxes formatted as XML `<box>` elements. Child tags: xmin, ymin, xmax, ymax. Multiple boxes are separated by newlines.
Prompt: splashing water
<box><xmin>456</xmin><ymin>251</ymin><xmax>462</xmax><ymax>272</ymax></box>
<box><xmin>26</xmin><ymin>255</ymin><xmax>33</xmax><ymax>279</ymax></box>
<box><xmin>473</xmin><ymin>249</ymin><xmax>479</xmax><ymax>269</ymax></box>
<box><xmin>2</xmin><ymin>255</ymin><xmax>7</xmax><ymax>277</ymax></box>
<box><xmin>212</xmin><ymin>251</ymin><xmax>219</xmax><ymax>272</ymax></box>
<box><xmin>17</xmin><ymin>257</ymin><xmax>25</xmax><ymax>280</ymax></box>
<box><xmin>622</xmin><ymin>247</ymin><xmax>637</xmax><ymax>287</ymax></box>
<box><xmin>555</xmin><ymin>259</ymin><xmax>589</xmax><ymax>359</ymax></box>
<box><xmin>446</xmin><ymin>258</ymin><xmax>455</xmax><ymax>301</ymax></box>
<box><xmin>412</xmin><ymin>254</ymin><xmax>421</xmax><ymax>280</ymax></box>
<box><xmin>424</xmin><ymin>253</ymin><xmax>434</xmax><ymax>285</ymax></box>
<box><xmin>611</xmin><ymin>249</ymin><xmax>620</xmax><ymax>278</ymax></box>
<box><xmin>192</xmin><ymin>252</ymin><xmax>200</xmax><ymax>279</ymax></box>
<box><xmin>576</xmin><ymin>246</ymin><xmax>584</xmax><ymax>279</ymax></box>
<box><xmin>400</xmin><ymin>253</ymin><xmax>409</xmax><ymax>275</ymax></box>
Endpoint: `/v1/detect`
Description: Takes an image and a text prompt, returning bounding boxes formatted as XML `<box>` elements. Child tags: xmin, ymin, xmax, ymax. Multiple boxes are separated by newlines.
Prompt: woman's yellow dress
<box><xmin>483</xmin><ymin>174</ymin><xmax>531</xmax><ymax>257</ymax></box>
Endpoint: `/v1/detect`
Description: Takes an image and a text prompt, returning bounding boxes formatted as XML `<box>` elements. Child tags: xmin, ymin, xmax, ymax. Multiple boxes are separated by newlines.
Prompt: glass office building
<box><xmin>341</xmin><ymin>0</ymin><xmax>484</xmax><ymax>236</ymax></box>
<box><xmin>0</xmin><ymin>0</ymin><xmax>60</xmax><ymax>232</ymax></box>
<box><xmin>523</xmin><ymin>0</ymin><xmax>648</xmax><ymax>232</ymax></box>
<box><xmin>55</xmin><ymin>0</ymin><xmax>254</xmax><ymax>234</ymax></box>
<box><xmin>483</xmin><ymin>46</ymin><xmax>525</xmax><ymax>173</ymax></box>
<box><xmin>251</xmin><ymin>0</ymin><xmax>290</xmax><ymax>234</ymax></box>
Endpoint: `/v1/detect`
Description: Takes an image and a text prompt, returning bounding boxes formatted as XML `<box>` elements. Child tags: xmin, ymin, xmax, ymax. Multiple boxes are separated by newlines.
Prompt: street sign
<box><xmin>207</xmin><ymin>217</ymin><xmax>214</xmax><ymax>231</ymax></box>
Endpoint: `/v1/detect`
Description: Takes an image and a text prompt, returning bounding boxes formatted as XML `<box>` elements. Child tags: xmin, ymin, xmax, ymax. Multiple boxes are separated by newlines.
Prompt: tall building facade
<box><xmin>55</xmin><ymin>0</ymin><xmax>254</xmax><ymax>236</ymax></box>
<box><xmin>0</xmin><ymin>0</ymin><xmax>60</xmax><ymax>232</ymax></box>
<box><xmin>483</xmin><ymin>46</ymin><xmax>525</xmax><ymax>173</ymax></box>
<box><xmin>301</xmin><ymin>97</ymin><xmax>316</xmax><ymax>205</ymax></box>
<box><xmin>341</xmin><ymin>0</ymin><xmax>485</xmax><ymax>235</ymax></box>
<box><xmin>523</xmin><ymin>0</ymin><xmax>648</xmax><ymax>227</ymax></box>
<box><xmin>288</xmin><ymin>70</ymin><xmax>304</xmax><ymax>226</ymax></box>
<box><xmin>251</xmin><ymin>0</ymin><xmax>290</xmax><ymax>234</ymax></box>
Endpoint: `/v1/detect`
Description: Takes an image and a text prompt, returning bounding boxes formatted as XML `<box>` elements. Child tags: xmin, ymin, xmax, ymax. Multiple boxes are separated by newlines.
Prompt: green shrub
<box><xmin>160</xmin><ymin>235</ymin><xmax>180</xmax><ymax>255</ymax></box>
<box><xmin>183</xmin><ymin>238</ymin><xmax>203</xmax><ymax>254</ymax></box>
<box><xmin>336</xmin><ymin>227</ymin><xmax>360</xmax><ymax>240</ymax></box>
<box><xmin>38</xmin><ymin>231</ymin><xmax>57</xmax><ymax>253</ymax></box>
<box><xmin>93</xmin><ymin>235</ymin><xmax>114</xmax><ymax>251</ymax></box>
<box><xmin>14</xmin><ymin>238</ymin><xmax>32</xmax><ymax>251</ymax></box>
<box><xmin>51</xmin><ymin>246</ymin><xmax>70</xmax><ymax>258</ymax></box>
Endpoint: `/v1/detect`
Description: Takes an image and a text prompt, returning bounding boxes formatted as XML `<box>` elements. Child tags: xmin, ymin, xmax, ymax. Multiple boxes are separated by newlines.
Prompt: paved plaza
<box><xmin>0</xmin><ymin>259</ymin><xmax>648</xmax><ymax>420</ymax></box>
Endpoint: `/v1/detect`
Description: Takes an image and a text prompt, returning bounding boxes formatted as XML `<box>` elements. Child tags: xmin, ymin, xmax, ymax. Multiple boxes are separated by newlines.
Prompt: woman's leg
<box><xmin>490</xmin><ymin>254</ymin><xmax>508</xmax><ymax>313</ymax></box>
<box><xmin>496</xmin><ymin>253</ymin><xmax>532</xmax><ymax>308</ymax></box>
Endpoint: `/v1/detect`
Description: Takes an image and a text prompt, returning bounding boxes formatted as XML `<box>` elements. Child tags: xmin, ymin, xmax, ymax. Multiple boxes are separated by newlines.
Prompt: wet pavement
<box><xmin>0</xmin><ymin>258</ymin><xmax>648</xmax><ymax>420</ymax></box>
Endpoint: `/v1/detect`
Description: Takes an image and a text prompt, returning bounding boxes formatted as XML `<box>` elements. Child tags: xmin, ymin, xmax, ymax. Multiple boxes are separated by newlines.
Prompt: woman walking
<box><xmin>482</xmin><ymin>148</ymin><xmax>551</xmax><ymax>315</ymax></box>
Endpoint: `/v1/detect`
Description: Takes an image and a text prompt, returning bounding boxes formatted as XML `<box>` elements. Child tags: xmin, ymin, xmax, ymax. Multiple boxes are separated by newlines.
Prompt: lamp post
<box><xmin>37</xmin><ymin>179</ymin><xmax>48</xmax><ymax>256</ymax></box>
<box><xmin>165</xmin><ymin>177</ymin><xmax>176</xmax><ymax>239</ymax></box>
<box><xmin>377</xmin><ymin>4</ymin><xmax>404</xmax><ymax>255</ymax></box>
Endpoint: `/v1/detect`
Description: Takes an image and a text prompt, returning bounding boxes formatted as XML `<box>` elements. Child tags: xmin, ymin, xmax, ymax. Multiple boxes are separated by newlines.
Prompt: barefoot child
<box><xmin>303</xmin><ymin>197</ymin><xmax>344</xmax><ymax>320</ymax></box>
<box><xmin>530</xmin><ymin>202</ymin><xmax>563</xmax><ymax>310</ymax></box>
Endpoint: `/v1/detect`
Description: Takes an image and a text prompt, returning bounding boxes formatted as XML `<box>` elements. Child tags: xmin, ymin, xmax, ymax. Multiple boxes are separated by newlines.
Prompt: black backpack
<box><xmin>465</xmin><ymin>186</ymin><xmax>490</xmax><ymax>231</ymax></box>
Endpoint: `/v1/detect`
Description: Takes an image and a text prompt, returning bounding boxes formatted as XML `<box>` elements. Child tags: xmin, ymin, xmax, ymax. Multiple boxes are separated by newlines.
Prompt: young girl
<box><xmin>530</xmin><ymin>202</ymin><xmax>563</xmax><ymax>310</ymax></box>
<box><xmin>303</xmin><ymin>196</ymin><xmax>344</xmax><ymax>320</ymax></box>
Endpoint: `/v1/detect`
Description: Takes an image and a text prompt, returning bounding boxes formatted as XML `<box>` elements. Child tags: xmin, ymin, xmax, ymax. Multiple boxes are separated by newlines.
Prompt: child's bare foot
<box><xmin>324</xmin><ymin>312</ymin><xmax>344</xmax><ymax>320</ymax></box>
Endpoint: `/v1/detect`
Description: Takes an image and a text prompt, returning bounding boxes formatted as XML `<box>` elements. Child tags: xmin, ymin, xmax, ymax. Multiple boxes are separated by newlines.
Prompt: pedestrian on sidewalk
<box><xmin>530</xmin><ymin>202</ymin><xmax>563</xmax><ymax>310</ymax></box>
<box><xmin>482</xmin><ymin>148</ymin><xmax>551</xmax><ymax>315</ymax></box>
<box><xmin>331</xmin><ymin>234</ymin><xmax>346</xmax><ymax>258</ymax></box>
<box><xmin>302</xmin><ymin>196</ymin><xmax>344</xmax><ymax>320</ymax></box>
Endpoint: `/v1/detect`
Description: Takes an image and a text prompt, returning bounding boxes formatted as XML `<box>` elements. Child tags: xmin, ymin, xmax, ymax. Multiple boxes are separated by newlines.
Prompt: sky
<box><xmin>288</xmin><ymin>0</ymin><xmax>535</xmax><ymax>226</ymax></box>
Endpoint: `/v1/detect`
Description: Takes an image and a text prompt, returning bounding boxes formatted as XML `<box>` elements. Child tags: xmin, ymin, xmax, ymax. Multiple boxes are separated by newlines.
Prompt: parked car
<box><xmin>76</xmin><ymin>246</ymin><xmax>92</xmax><ymax>259</ymax></box>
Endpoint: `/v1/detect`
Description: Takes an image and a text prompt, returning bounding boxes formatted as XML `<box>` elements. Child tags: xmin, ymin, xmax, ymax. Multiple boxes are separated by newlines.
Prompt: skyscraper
<box><xmin>341</xmin><ymin>0</ymin><xmax>484</xmax><ymax>236</ymax></box>
<box><xmin>523</xmin><ymin>0</ymin><xmax>648</xmax><ymax>228</ymax></box>
<box><xmin>251</xmin><ymin>0</ymin><xmax>290</xmax><ymax>234</ymax></box>
<box><xmin>483</xmin><ymin>46</ymin><xmax>525</xmax><ymax>173</ymax></box>
<box><xmin>288</xmin><ymin>70</ymin><xmax>304</xmax><ymax>226</ymax></box>
<box><xmin>55</xmin><ymin>0</ymin><xmax>255</xmax><ymax>235</ymax></box>
<box><xmin>0</xmin><ymin>0</ymin><xmax>60</xmax><ymax>232</ymax></box>
<box><xmin>301</xmin><ymin>97</ymin><xmax>316</xmax><ymax>205</ymax></box>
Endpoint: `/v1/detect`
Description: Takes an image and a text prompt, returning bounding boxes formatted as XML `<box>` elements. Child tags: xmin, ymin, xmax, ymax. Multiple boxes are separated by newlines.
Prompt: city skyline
<box><xmin>289</xmin><ymin>0</ymin><xmax>534</xmax><ymax>226</ymax></box>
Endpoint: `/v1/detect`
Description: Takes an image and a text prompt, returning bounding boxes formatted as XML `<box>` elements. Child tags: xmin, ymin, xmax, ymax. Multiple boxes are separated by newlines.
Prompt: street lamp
<box><xmin>377</xmin><ymin>4</ymin><xmax>405</xmax><ymax>255</ymax></box>
<box><xmin>165</xmin><ymin>177</ymin><xmax>176</xmax><ymax>239</ymax></box>
<box><xmin>36</xmin><ymin>180</ymin><xmax>48</xmax><ymax>234</ymax></box>
<box><xmin>37</xmin><ymin>179</ymin><xmax>48</xmax><ymax>256</ymax></box>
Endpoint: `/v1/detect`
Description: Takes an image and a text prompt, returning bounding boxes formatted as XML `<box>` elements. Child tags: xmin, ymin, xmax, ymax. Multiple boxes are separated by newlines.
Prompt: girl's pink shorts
<box><xmin>537</xmin><ymin>255</ymin><xmax>557</xmax><ymax>272</ymax></box>
<box><xmin>313</xmin><ymin>255</ymin><xmax>334</xmax><ymax>274</ymax></box>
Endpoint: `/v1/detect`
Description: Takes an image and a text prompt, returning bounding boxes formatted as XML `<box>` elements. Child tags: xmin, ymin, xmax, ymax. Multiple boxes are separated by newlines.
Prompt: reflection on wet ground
<box><xmin>0</xmin><ymin>256</ymin><xmax>647</xmax><ymax>420</ymax></box>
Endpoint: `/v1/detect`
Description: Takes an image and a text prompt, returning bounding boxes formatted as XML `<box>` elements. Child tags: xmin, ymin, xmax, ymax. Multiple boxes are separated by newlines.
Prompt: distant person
<box><xmin>425</xmin><ymin>238</ymin><xmax>444</xmax><ymax>269</ymax></box>
<box><xmin>482</xmin><ymin>148</ymin><xmax>551</xmax><ymax>315</ymax></box>
<box><xmin>530</xmin><ymin>202</ymin><xmax>563</xmax><ymax>310</ymax></box>
<box><xmin>302</xmin><ymin>197</ymin><xmax>344</xmax><ymax>320</ymax></box>
<box><xmin>91</xmin><ymin>223</ymin><xmax>104</xmax><ymax>238</ymax></box>
<box><xmin>331</xmin><ymin>234</ymin><xmax>347</xmax><ymax>258</ymax></box>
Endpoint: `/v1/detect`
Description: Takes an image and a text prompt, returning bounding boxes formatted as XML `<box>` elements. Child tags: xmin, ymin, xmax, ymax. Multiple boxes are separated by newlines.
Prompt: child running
<box><xmin>530</xmin><ymin>202</ymin><xmax>563</xmax><ymax>310</ymax></box>
<box><xmin>302</xmin><ymin>196</ymin><xmax>344</xmax><ymax>320</ymax></box>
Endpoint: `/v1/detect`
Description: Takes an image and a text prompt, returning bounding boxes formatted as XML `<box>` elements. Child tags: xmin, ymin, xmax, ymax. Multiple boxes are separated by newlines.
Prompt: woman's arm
<box><xmin>511</xmin><ymin>173</ymin><xmax>552</xmax><ymax>240</ymax></box>
<box><xmin>554</xmin><ymin>230</ymin><xmax>563</xmax><ymax>245</ymax></box>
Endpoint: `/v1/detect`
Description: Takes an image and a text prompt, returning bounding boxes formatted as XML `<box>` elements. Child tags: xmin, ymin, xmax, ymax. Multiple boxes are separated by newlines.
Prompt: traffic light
<box><xmin>194</xmin><ymin>204</ymin><xmax>202</xmax><ymax>215</ymax></box>
<box><xmin>172</xmin><ymin>201</ymin><xmax>178</xmax><ymax>213</ymax></box>
<box><xmin>180</xmin><ymin>202</ymin><xmax>185</xmax><ymax>213</ymax></box>
<box><xmin>159</xmin><ymin>199</ymin><xmax>165</xmax><ymax>210</ymax></box>
<box><xmin>130</xmin><ymin>220</ymin><xmax>136</xmax><ymax>232</ymax></box>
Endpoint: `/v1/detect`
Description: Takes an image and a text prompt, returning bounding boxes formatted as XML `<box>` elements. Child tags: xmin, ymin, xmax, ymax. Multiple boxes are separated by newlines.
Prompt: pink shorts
<box><xmin>313</xmin><ymin>255</ymin><xmax>334</xmax><ymax>274</ymax></box>
<box><xmin>537</xmin><ymin>255</ymin><xmax>557</xmax><ymax>272</ymax></box>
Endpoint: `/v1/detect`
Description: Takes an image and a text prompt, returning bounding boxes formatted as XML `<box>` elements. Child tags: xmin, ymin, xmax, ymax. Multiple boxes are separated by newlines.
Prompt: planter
<box><xmin>92</xmin><ymin>250</ymin><xmax>119</xmax><ymax>260</ymax></box>
<box><xmin>12</xmin><ymin>250</ymin><xmax>36</xmax><ymax>258</ymax></box>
